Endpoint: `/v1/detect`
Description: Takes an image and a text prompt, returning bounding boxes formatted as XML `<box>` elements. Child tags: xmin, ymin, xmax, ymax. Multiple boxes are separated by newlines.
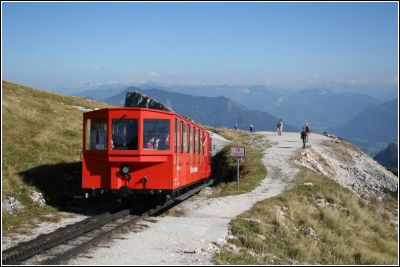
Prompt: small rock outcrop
<box><xmin>301</xmin><ymin>226</ymin><xmax>317</xmax><ymax>238</ymax></box>
<box><xmin>298</xmin><ymin>150</ymin><xmax>331</xmax><ymax>177</ymax></box>
<box><xmin>124</xmin><ymin>91</ymin><xmax>173</xmax><ymax>111</ymax></box>
<box><xmin>2</xmin><ymin>196</ymin><xmax>24</xmax><ymax>214</ymax></box>
<box><xmin>30</xmin><ymin>191</ymin><xmax>46</xmax><ymax>206</ymax></box>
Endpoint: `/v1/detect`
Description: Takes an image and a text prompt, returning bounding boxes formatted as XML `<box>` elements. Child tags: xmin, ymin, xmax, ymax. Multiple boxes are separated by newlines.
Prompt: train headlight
<box><xmin>121</xmin><ymin>165</ymin><xmax>130</xmax><ymax>174</ymax></box>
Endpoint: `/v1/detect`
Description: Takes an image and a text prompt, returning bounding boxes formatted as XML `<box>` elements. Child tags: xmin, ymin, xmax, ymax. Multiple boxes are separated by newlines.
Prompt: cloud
<box><xmin>76</xmin><ymin>80</ymin><xmax>135</xmax><ymax>90</ymax></box>
<box><xmin>347</xmin><ymin>79</ymin><xmax>369</xmax><ymax>85</ymax></box>
<box><xmin>263</xmin><ymin>76</ymin><xmax>275</xmax><ymax>86</ymax></box>
<box><xmin>274</xmin><ymin>96</ymin><xmax>286</xmax><ymax>106</ymax></box>
<box><xmin>289</xmin><ymin>74</ymin><xmax>320</xmax><ymax>84</ymax></box>
<box><xmin>168</xmin><ymin>71</ymin><xmax>187</xmax><ymax>77</ymax></box>
<box><xmin>148</xmin><ymin>71</ymin><xmax>158</xmax><ymax>77</ymax></box>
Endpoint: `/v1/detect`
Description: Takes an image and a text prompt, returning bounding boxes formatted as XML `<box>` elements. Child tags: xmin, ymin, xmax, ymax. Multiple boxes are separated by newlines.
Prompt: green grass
<box><xmin>2</xmin><ymin>81</ymin><xmax>109</xmax><ymax>234</ymax></box>
<box><xmin>205</xmin><ymin>127</ymin><xmax>271</xmax><ymax>197</ymax></box>
<box><xmin>214</xmin><ymin>166</ymin><xmax>398</xmax><ymax>265</ymax></box>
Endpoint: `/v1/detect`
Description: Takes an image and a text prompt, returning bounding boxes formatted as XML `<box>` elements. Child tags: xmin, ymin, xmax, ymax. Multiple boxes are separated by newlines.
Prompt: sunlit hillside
<box><xmin>2</xmin><ymin>81</ymin><xmax>109</xmax><ymax>233</ymax></box>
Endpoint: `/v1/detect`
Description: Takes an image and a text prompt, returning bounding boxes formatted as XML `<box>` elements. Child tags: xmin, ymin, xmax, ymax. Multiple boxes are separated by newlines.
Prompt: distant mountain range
<box><xmin>75</xmin><ymin>84</ymin><xmax>398</xmax><ymax>155</ymax></box>
<box><xmin>103</xmin><ymin>87</ymin><xmax>297</xmax><ymax>132</ymax></box>
<box><xmin>374</xmin><ymin>143</ymin><xmax>398</xmax><ymax>170</ymax></box>
<box><xmin>74</xmin><ymin>81</ymin><xmax>397</xmax><ymax>102</ymax></box>
<box><xmin>76</xmin><ymin>84</ymin><xmax>395</xmax><ymax>132</ymax></box>
<box><xmin>266</xmin><ymin>88</ymin><xmax>381</xmax><ymax>131</ymax></box>
<box><xmin>330</xmin><ymin>98</ymin><xmax>398</xmax><ymax>155</ymax></box>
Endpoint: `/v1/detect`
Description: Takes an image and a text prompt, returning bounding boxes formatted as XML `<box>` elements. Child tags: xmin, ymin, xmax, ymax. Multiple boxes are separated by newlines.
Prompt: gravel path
<box><xmin>67</xmin><ymin>131</ymin><xmax>313</xmax><ymax>265</ymax></box>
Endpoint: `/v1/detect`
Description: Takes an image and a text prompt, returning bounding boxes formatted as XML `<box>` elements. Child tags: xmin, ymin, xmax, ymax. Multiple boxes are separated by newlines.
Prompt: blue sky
<box><xmin>2</xmin><ymin>2</ymin><xmax>398</xmax><ymax>92</ymax></box>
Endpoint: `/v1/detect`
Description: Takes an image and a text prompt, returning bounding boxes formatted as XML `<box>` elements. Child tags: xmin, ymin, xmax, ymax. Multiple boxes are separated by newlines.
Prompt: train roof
<box><xmin>84</xmin><ymin>107</ymin><xmax>205</xmax><ymax>129</ymax></box>
<box><xmin>85</xmin><ymin>107</ymin><xmax>173</xmax><ymax>115</ymax></box>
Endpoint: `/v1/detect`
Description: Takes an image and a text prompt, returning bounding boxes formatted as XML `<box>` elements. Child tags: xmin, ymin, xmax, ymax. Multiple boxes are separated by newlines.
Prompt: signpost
<box><xmin>230</xmin><ymin>147</ymin><xmax>245</xmax><ymax>188</ymax></box>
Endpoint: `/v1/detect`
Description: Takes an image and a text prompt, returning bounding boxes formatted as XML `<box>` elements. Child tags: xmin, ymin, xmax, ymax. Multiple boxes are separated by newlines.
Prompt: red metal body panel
<box><xmin>82</xmin><ymin>108</ymin><xmax>211</xmax><ymax>192</ymax></box>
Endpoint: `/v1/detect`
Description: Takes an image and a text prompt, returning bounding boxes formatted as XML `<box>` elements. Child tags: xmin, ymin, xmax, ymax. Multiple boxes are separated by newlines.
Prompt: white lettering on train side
<box><xmin>190</xmin><ymin>166</ymin><xmax>198</xmax><ymax>173</ymax></box>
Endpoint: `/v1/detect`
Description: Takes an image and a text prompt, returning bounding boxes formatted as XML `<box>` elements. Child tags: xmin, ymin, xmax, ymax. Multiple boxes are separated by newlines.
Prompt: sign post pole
<box><xmin>230</xmin><ymin>147</ymin><xmax>245</xmax><ymax>189</ymax></box>
<box><xmin>237</xmin><ymin>157</ymin><xmax>240</xmax><ymax>188</ymax></box>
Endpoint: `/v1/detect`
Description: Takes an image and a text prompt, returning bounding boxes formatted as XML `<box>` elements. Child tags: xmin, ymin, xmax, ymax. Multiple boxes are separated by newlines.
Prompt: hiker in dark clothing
<box><xmin>301</xmin><ymin>127</ymin><xmax>308</xmax><ymax>148</ymax></box>
<box><xmin>277</xmin><ymin>119</ymin><xmax>283</xmax><ymax>136</ymax></box>
<box><xmin>304</xmin><ymin>122</ymin><xmax>311</xmax><ymax>142</ymax></box>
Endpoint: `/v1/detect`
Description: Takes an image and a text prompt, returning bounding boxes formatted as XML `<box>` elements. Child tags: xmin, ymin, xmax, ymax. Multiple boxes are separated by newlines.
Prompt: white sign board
<box><xmin>230</xmin><ymin>147</ymin><xmax>245</xmax><ymax>157</ymax></box>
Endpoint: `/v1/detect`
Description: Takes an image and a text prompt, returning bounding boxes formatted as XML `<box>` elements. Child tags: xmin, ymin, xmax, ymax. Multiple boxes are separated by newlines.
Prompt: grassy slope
<box><xmin>2</xmin><ymin>81</ymin><xmax>109</xmax><ymax>233</ymax></box>
<box><xmin>214</xmin><ymin>144</ymin><xmax>398</xmax><ymax>264</ymax></box>
<box><xmin>205</xmin><ymin>127</ymin><xmax>270</xmax><ymax>197</ymax></box>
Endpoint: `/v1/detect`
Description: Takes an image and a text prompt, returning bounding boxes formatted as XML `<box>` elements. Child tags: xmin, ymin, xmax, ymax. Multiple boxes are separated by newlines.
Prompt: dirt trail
<box><xmin>67</xmin><ymin>131</ymin><xmax>315</xmax><ymax>265</ymax></box>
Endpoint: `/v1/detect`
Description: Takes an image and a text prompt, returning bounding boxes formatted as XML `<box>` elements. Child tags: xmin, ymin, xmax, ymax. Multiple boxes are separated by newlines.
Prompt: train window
<box><xmin>177</xmin><ymin>120</ymin><xmax>181</xmax><ymax>153</ymax></box>
<box><xmin>174</xmin><ymin>119</ymin><xmax>178</xmax><ymax>153</ymax></box>
<box><xmin>86</xmin><ymin>119</ymin><xmax>107</xmax><ymax>150</ymax></box>
<box><xmin>202</xmin><ymin>132</ymin><xmax>206</xmax><ymax>155</ymax></box>
<box><xmin>197</xmin><ymin>129</ymin><xmax>200</xmax><ymax>154</ymax></box>
<box><xmin>144</xmin><ymin>119</ymin><xmax>170</xmax><ymax>150</ymax></box>
<box><xmin>182</xmin><ymin>123</ymin><xmax>187</xmax><ymax>153</ymax></box>
<box><xmin>200</xmin><ymin>131</ymin><xmax>203</xmax><ymax>155</ymax></box>
<box><xmin>194</xmin><ymin>128</ymin><xmax>198</xmax><ymax>154</ymax></box>
<box><xmin>111</xmin><ymin>119</ymin><xmax>138</xmax><ymax>150</ymax></box>
<box><xmin>189</xmin><ymin>126</ymin><xmax>193</xmax><ymax>153</ymax></box>
<box><xmin>180</xmin><ymin>121</ymin><xmax>183</xmax><ymax>153</ymax></box>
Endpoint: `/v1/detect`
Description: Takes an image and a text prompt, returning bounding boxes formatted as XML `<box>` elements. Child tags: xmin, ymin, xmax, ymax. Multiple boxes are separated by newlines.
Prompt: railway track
<box><xmin>2</xmin><ymin>179</ymin><xmax>213</xmax><ymax>265</ymax></box>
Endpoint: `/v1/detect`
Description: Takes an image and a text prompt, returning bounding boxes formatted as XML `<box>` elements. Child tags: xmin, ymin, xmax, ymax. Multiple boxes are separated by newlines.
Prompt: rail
<box><xmin>2</xmin><ymin>179</ymin><xmax>214</xmax><ymax>265</ymax></box>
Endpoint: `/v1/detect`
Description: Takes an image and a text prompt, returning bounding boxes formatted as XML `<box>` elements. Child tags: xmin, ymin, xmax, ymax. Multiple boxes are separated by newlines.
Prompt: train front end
<box><xmin>82</xmin><ymin>108</ymin><xmax>174</xmax><ymax>196</ymax></box>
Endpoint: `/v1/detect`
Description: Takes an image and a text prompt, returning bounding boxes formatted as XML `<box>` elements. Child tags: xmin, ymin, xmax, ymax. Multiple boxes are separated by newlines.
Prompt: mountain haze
<box><xmin>374</xmin><ymin>143</ymin><xmax>398</xmax><ymax>171</ymax></box>
<box><xmin>75</xmin><ymin>84</ymin><xmax>395</xmax><ymax>129</ymax></box>
<box><xmin>330</xmin><ymin>98</ymin><xmax>398</xmax><ymax>155</ymax></box>
<box><xmin>267</xmin><ymin>88</ymin><xmax>381</xmax><ymax>131</ymax></box>
<box><xmin>104</xmin><ymin>87</ymin><xmax>297</xmax><ymax>132</ymax></box>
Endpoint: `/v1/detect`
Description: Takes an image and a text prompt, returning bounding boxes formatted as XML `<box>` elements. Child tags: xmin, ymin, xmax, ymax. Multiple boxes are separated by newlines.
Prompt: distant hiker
<box><xmin>250</xmin><ymin>124</ymin><xmax>254</xmax><ymax>133</ymax></box>
<box><xmin>234</xmin><ymin>123</ymin><xmax>238</xmax><ymax>130</ymax></box>
<box><xmin>301</xmin><ymin>127</ymin><xmax>308</xmax><ymax>149</ymax></box>
<box><xmin>277</xmin><ymin>119</ymin><xmax>283</xmax><ymax>136</ymax></box>
<box><xmin>304</xmin><ymin>122</ymin><xmax>311</xmax><ymax>142</ymax></box>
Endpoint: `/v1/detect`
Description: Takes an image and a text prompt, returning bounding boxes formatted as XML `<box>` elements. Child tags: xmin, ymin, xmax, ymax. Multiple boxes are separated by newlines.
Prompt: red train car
<box><xmin>82</xmin><ymin>108</ymin><xmax>211</xmax><ymax>197</ymax></box>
